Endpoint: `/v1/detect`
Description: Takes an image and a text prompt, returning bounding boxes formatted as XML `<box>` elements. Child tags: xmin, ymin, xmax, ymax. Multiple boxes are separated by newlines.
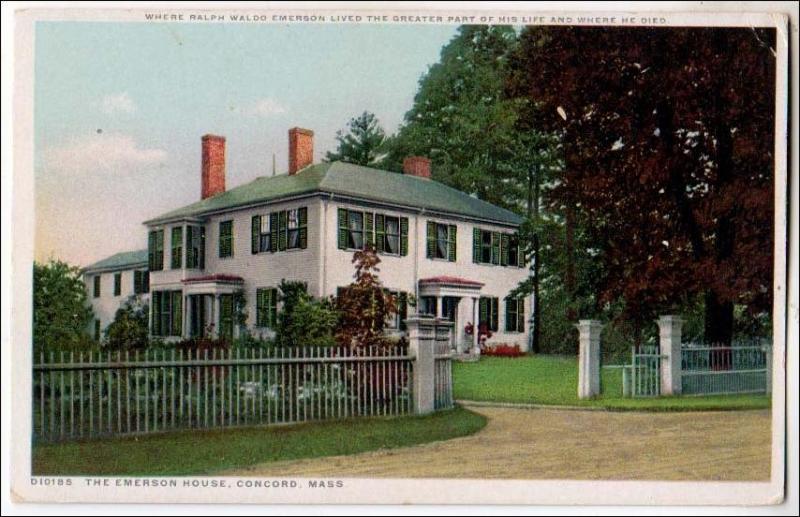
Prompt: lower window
<box><xmin>505</xmin><ymin>297</ymin><xmax>525</xmax><ymax>332</ymax></box>
<box><xmin>152</xmin><ymin>290</ymin><xmax>182</xmax><ymax>337</ymax></box>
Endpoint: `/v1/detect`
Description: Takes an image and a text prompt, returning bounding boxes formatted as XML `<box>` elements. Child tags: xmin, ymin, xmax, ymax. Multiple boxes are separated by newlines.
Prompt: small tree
<box><xmin>335</xmin><ymin>247</ymin><xmax>397</xmax><ymax>349</ymax></box>
<box><xmin>324</xmin><ymin>111</ymin><xmax>387</xmax><ymax>166</ymax></box>
<box><xmin>33</xmin><ymin>260</ymin><xmax>94</xmax><ymax>354</ymax></box>
<box><xmin>104</xmin><ymin>295</ymin><xmax>149</xmax><ymax>350</ymax></box>
<box><xmin>275</xmin><ymin>280</ymin><xmax>338</xmax><ymax>348</ymax></box>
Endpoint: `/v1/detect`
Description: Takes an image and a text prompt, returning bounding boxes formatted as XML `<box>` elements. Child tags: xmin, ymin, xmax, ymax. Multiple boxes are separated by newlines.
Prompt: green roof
<box><xmin>83</xmin><ymin>249</ymin><xmax>148</xmax><ymax>273</ymax></box>
<box><xmin>145</xmin><ymin>162</ymin><xmax>522</xmax><ymax>226</ymax></box>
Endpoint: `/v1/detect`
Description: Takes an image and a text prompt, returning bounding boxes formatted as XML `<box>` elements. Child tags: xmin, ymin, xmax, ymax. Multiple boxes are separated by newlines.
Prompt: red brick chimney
<box><xmin>403</xmin><ymin>156</ymin><xmax>431</xmax><ymax>179</ymax></box>
<box><xmin>288</xmin><ymin>127</ymin><xmax>314</xmax><ymax>175</ymax></box>
<box><xmin>201</xmin><ymin>134</ymin><xmax>226</xmax><ymax>199</ymax></box>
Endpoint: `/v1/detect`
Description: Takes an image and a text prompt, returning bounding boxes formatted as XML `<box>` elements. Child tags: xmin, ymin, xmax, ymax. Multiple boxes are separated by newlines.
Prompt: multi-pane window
<box><xmin>113</xmin><ymin>273</ymin><xmax>121</xmax><ymax>296</ymax></box>
<box><xmin>348</xmin><ymin>211</ymin><xmax>364</xmax><ymax>250</ymax></box>
<box><xmin>427</xmin><ymin>222</ymin><xmax>456</xmax><ymax>261</ymax></box>
<box><xmin>384</xmin><ymin>291</ymin><xmax>408</xmax><ymax>330</ymax></box>
<box><xmin>148</xmin><ymin>229</ymin><xmax>164</xmax><ymax>271</ymax></box>
<box><xmin>152</xmin><ymin>290</ymin><xmax>182</xmax><ymax>337</ymax></box>
<box><xmin>505</xmin><ymin>297</ymin><xmax>525</xmax><ymax>332</ymax></box>
<box><xmin>186</xmin><ymin>225</ymin><xmax>205</xmax><ymax>269</ymax></box>
<box><xmin>171</xmin><ymin>226</ymin><xmax>183</xmax><ymax>269</ymax></box>
<box><xmin>252</xmin><ymin>208</ymin><xmax>307</xmax><ymax>254</ymax></box>
<box><xmin>339</xmin><ymin>208</ymin><xmax>408</xmax><ymax>256</ymax></box>
<box><xmin>218</xmin><ymin>294</ymin><xmax>234</xmax><ymax>342</ymax></box>
<box><xmin>93</xmin><ymin>275</ymin><xmax>101</xmax><ymax>298</ymax></box>
<box><xmin>473</xmin><ymin>228</ymin><xmax>523</xmax><ymax>267</ymax></box>
<box><xmin>479</xmin><ymin>297</ymin><xmax>499</xmax><ymax>332</ymax></box>
<box><xmin>256</xmin><ymin>288</ymin><xmax>278</xmax><ymax>328</ymax></box>
<box><xmin>441</xmin><ymin>296</ymin><xmax>458</xmax><ymax>322</ymax></box>
<box><xmin>380</xmin><ymin>216</ymin><xmax>400</xmax><ymax>255</ymax></box>
<box><xmin>134</xmin><ymin>270</ymin><xmax>149</xmax><ymax>294</ymax></box>
<box><xmin>219</xmin><ymin>220</ymin><xmax>233</xmax><ymax>258</ymax></box>
<box><xmin>420</xmin><ymin>296</ymin><xmax>437</xmax><ymax>317</ymax></box>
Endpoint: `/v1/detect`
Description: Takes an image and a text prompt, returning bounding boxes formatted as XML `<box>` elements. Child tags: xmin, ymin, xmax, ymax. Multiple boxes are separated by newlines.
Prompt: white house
<box><xmin>82</xmin><ymin>250</ymin><xmax>150</xmax><ymax>340</ymax></box>
<box><xmin>140</xmin><ymin>128</ymin><xmax>531</xmax><ymax>352</ymax></box>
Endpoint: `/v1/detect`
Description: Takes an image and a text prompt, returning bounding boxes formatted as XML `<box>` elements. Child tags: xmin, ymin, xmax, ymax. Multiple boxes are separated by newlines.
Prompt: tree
<box><xmin>325</xmin><ymin>111</ymin><xmax>387</xmax><ymax>166</ymax></box>
<box><xmin>33</xmin><ymin>260</ymin><xmax>94</xmax><ymax>353</ymax></box>
<box><xmin>104</xmin><ymin>295</ymin><xmax>149</xmax><ymax>350</ymax></box>
<box><xmin>334</xmin><ymin>247</ymin><xmax>397</xmax><ymax>349</ymax></box>
<box><xmin>275</xmin><ymin>280</ymin><xmax>338</xmax><ymax>348</ymax></box>
<box><xmin>507</xmin><ymin>27</ymin><xmax>776</xmax><ymax>346</ymax></box>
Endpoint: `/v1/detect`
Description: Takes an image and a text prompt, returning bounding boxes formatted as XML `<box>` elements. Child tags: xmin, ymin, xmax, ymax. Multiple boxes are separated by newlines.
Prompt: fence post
<box><xmin>765</xmin><ymin>344</ymin><xmax>773</xmax><ymax>395</ymax></box>
<box><xmin>657</xmin><ymin>315</ymin><xmax>683</xmax><ymax>395</ymax></box>
<box><xmin>406</xmin><ymin>315</ymin><xmax>437</xmax><ymax>414</ymax></box>
<box><xmin>576</xmin><ymin>320</ymin><xmax>602</xmax><ymax>399</ymax></box>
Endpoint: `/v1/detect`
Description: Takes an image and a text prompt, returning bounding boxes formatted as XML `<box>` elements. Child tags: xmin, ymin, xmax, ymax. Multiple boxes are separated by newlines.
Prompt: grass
<box><xmin>453</xmin><ymin>356</ymin><xmax>771</xmax><ymax>411</ymax></box>
<box><xmin>32</xmin><ymin>406</ymin><xmax>486</xmax><ymax>476</ymax></box>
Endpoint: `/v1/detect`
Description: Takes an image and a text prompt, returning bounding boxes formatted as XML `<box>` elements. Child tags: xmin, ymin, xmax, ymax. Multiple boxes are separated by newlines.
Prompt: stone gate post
<box><xmin>406</xmin><ymin>315</ymin><xmax>437</xmax><ymax>414</ymax></box>
<box><xmin>658</xmin><ymin>315</ymin><xmax>683</xmax><ymax>395</ymax></box>
<box><xmin>577</xmin><ymin>320</ymin><xmax>603</xmax><ymax>399</ymax></box>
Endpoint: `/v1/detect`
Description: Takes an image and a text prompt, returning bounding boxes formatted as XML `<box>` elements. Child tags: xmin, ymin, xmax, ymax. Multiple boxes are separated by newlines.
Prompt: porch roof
<box><xmin>418</xmin><ymin>276</ymin><xmax>484</xmax><ymax>288</ymax></box>
<box><xmin>182</xmin><ymin>274</ymin><xmax>244</xmax><ymax>285</ymax></box>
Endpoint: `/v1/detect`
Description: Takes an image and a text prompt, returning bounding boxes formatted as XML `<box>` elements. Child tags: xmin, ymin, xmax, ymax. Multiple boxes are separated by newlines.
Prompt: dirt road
<box><xmin>225</xmin><ymin>405</ymin><xmax>771</xmax><ymax>481</ymax></box>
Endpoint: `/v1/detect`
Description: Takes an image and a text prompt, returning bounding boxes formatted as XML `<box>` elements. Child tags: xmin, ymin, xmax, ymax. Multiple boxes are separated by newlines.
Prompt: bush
<box><xmin>104</xmin><ymin>295</ymin><xmax>149</xmax><ymax>351</ymax></box>
<box><xmin>482</xmin><ymin>343</ymin><xmax>524</xmax><ymax>357</ymax></box>
<box><xmin>276</xmin><ymin>280</ymin><xmax>338</xmax><ymax>348</ymax></box>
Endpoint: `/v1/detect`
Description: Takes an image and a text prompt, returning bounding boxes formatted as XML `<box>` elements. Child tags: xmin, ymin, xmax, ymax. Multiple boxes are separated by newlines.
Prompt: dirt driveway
<box><xmin>226</xmin><ymin>405</ymin><xmax>772</xmax><ymax>481</ymax></box>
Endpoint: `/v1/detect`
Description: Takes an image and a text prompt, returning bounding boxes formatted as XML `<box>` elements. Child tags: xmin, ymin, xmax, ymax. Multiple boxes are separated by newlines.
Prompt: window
<box><xmin>340</xmin><ymin>209</ymin><xmax>408</xmax><ymax>256</ymax></box>
<box><xmin>152</xmin><ymin>290</ymin><xmax>182</xmax><ymax>337</ymax></box>
<box><xmin>134</xmin><ymin>270</ymin><xmax>149</xmax><ymax>294</ymax></box>
<box><xmin>441</xmin><ymin>297</ymin><xmax>458</xmax><ymax>322</ymax></box>
<box><xmin>253</xmin><ymin>208</ymin><xmax>307</xmax><ymax>254</ymax></box>
<box><xmin>479</xmin><ymin>297</ymin><xmax>499</xmax><ymax>332</ymax></box>
<box><xmin>256</xmin><ymin>288</ymin><xmax>278</xmax><ymax>328</ymax></box>
<box><xmin>148</xmin><ymin>229</ymin><xmax>164</xmax><ymax>271</ymax></box>
<box><xmin>171</xmin><ymin>227</ymin><xmax>183</xmax><ymax>269</ymax></box>
<box><xmin>113</xmin><ymin>273</ymin><xmax>121</xmax><ymax>296</ymax></box>
<box><xmin>507</xmin><ymin>235</ymin><xmax>521</xmax><ymax>267</ymax></box>
<box><xmin>219</xmin><ymin>220</ymin><xmax>233</xmax><ymax>258</ymax></box>
<box><xmin>218</xmin><ymin>294</ymin><xmax>234</xmax><ymax>342</ymax></box>
<box><xmin>348</xmin><ymin>211</ymin><xmax>363</xmax><ymax>250</ymax></box>
<box><xmin>374</xmin><ymin>213</ymin><xmax>409</xmax><ymax>256</ymax></box>
<box><xmin>94</xmin><ymin>319</ymin><xmax>101</xmax><ymax>341</ymax></box>
<box><xmin>505</xmin><ymin>297</ymin><xmax>525</xmax><ymax>332</ymax></box>
<box><xmin>426</xmin><ymin>222</ymin><xmax>457</xmax><ymax>261</ymax></box>
<box><xmin>186</xmin><ymin>225</ymin><xmax>205</xmax><ymax>269</ymax></box>
<box><xmin>420</xmin><ymin>296</ymin><xmax>437</xmax><ymax>317</ymax></box>
<box><xmin>93</xmin><ymin>276</ymin><xmax>101</xmax><ymax>298</ymax></box>
<box><xmin>474</xmin><ymin>228</ymin><xmax>518</xmax><ymax>266</ymax></box>
<box><xmin>385</xmin><ymin>291</ymin><xmax>409</xmax><ymax>330</ymax></box>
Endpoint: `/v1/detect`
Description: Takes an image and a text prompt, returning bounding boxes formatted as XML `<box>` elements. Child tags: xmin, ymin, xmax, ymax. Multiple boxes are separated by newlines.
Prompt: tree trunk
<box><xmin>527</xmin><ymin>165</ymin><xmax>542</xmax><ymax>354</ymax></box>
<box><xmin>565</xmin><ymin>206</ymin><xmax>577</xmax><ymax>321</ymax></box>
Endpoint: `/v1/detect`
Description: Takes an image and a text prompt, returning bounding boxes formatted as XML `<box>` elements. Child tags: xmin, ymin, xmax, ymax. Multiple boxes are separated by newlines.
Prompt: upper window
<box><xmin>148</xmin><ymin>229</ymin><xmax>164</xmax><ymax>271</ymax></box>
<box><xmin>171</xmin><ymin>227</ymin><xmax>183</xmax><ymax>269</ymax></box>
<box><xmin>113</xmin><ymin>273</ymin><xmax>121</xmax><ymax>296</ymax></box>
<box><xmin>427</xmin><ymin>222</ymin><xmax>456</xmax><ymax>261</ymax></box>
<box><xmin>473</xmin><ymin>228</ymin><xmax>522</xmax><ymax>267</ymax></box>
<box><xmin>252</xmin><ymin>207</ymin><xmax>307</xmax><ymax>254</ymax></box>
<box><xmin>339</xmin><ymin>208</ymin><xmax>408</xmax><ymax>256</ymax></box>
<box><xmin>93</xmin><ymin>275</ymin><xmax>101</xmax><ymax>298</ymax></box>
<box><xmin>219</xmin><ymin>220</ymin><xmax>233</xmax><ymax>258</ymax></box>
<box><xmin>186</xmin><ymin>226</ymin><xmax>205</xmax><ymax>269</ymax></box>
<box><xmin>347</xmin><ymin>211</ymin><xmax>364</xmax><ymax>250</ymax></box>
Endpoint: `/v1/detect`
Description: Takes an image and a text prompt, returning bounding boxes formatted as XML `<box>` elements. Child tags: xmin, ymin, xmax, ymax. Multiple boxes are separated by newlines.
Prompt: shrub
<box><xmin>276</xmin><ymin>280</ymin><xmax>338</xmax><ymax>348</ymax></box>
<box><xmin>104</xmin><ymin>295</ymin><xmax>149</xmax><ymax>351</ymax></box>
<box><xmin>482</xmin><ymin>343</ymin><xmax>524</xmax><ymax>357</ymax></box>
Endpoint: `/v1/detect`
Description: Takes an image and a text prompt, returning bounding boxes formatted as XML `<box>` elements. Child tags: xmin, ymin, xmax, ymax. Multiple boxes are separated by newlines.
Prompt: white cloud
<box><xmin>101</xmin><ymin>92</ymin><xmax>136</xmax><ymax>115</ymax></box>
<box><xmin>248</xmin><ymin>98</ymin><xmax>287</xmax><ymax>117</ymax></box>
<box><xmin>43</xmin><ymin>133</ymin><xmax>167</xmax><ymax>174</ymax></box>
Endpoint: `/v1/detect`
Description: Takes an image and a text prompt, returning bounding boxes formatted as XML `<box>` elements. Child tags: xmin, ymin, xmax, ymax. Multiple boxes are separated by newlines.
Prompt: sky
<box><xmin>33</xmin><ymin>21</ymin><xmax>458</xmax><ymax>267</ymax></box>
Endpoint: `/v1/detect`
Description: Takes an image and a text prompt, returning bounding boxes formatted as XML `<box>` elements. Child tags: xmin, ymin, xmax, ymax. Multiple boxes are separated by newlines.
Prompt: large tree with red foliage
<box><xmin>507</xmin><ymin>27</ymin><xmax>776</xmax><ymax>345</ymax></box>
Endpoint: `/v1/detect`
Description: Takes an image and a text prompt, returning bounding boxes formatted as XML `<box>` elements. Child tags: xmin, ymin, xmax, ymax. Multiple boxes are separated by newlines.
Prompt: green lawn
<box><xmin>453</xmin><ymin>356</ymin><xmax>771</xmax><ymax>411</ymax></box>
<box><xmin>33</xmin><ymin>406</ymin><xmax>486</xmax><ymax>476</ymax></box>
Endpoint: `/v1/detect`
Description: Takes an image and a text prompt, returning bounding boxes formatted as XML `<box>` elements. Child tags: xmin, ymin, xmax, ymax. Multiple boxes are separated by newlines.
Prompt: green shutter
<box><xmin>518</xmin><ymin>241</ymin><xmax>526</xmax><ymax>268</ymax></box>
<box><xmin>375</xmin><ymin>214</ymin><xmax>385</xmax><ymax>253</ymax></box>
<box><xmin>278</xmin><ymin>211</ymin><xmax>287</xmax><ymax>251</ymax></box>
<box><xmin>492</xmin><ymin>298</ymin><xmax>499</xmax><ymax>331</ymax></box>
<box><xmin>491</xmin><ymin>232</ymin><xmax>501</xmax><ymax>265</ymax></box>
<box><xmin>505</xmin><ymin>298</ymin><xmax>512</xmax><ymax>332</ymax></box>
<box><xmin>270</xmin><ymin>213</ymin><xmax>279</xmax><ymax>252</ymax></box>
<box><xmin>148</xmin><ymin>231</ymin><xmax>155</xmax><ymax>269</ymax></box>
<box><xmin>152</xmin><ymin>292</ymin><xmax>159</xmax><ymax>336</ymax></box>
<box><xmin>400</xmin><ymin>217</ymin><xmax>409</xmax><ymax>256</ymax></box>
<box><xmin>251</xmin><ymin>215</ymin><xmax>261</xmax><ymax>254</ymax></box>
<box><xmin>479</xmin><ymin>298</ymin><xmax>488</xmax><ymax>327</ymax></box>
<box><xmin>364</xmin><ymin>212</ymin><xmax>374</xmax><ymax>249</ymax></box>
<box><xmin>448</xmin><ymin>225</ymin><xmax>457</xmax><ymax>262</ymax></box>
<box><xmin>501</xmin><ymin>233</ymin><xmax>510</xmax><ymax>266</ymax></box>
<box><xmin>426</xmin><ymin>221</ymin><xmax>436</xmax><ymax>258</ymax></box>
<box><xmin>186</xmin><ymin>226</ymin><xmax>194</xmax><ymax>267</ymax></box>
<box><xmin>337</xmin><ymin>208</ymin><xmax>348</xmax><ymax>249</ymax></box>
<box><xmin>399</xmin><ymin>292</ymin><xmax>408</xmax><ymax>331</ymax></box>
<box><xmin>473</xmin><ymin>227</ymin><xmax>481</xmax><ymax>263</ymax></box>
<box><xmin>298</xmin><ymin>207</ymin><xmax>308</xmax><ymax>249</ymax></box>
<box><xmin>518</xmin><ymin>298</ymin><xmax>525</xmax><ymax>332</ymax></box>
<box><xmin>171</xmin><ymin>291</ymin><xmax>182</xmax><ymax>336</ymax></box>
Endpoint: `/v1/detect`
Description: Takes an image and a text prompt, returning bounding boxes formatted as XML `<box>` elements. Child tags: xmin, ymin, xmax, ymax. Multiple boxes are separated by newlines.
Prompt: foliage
<box><xmin>33</xmin><ymin>260</ymin><xmax>94</xmax><ymax>354</ymax></box>
<box><xmin>334</xmin><ymin>247</ymin><xmax>397</xmax><ymax>348</ymax></box>
<box><xmin>275</xmin><ymin>280</ymin><xmax>338</xmax><ymax>348</ymax></box>
<box><xmin>103</xmin><ymin>295</ymin><xmax>149</xmax><ymax>351</ymax></box>
<box><xmin>507</xmin><ymin>27</ymin><xmax>776</xmax><ymax>345</ymax></box>
<box><xmin>324</xmin><ymin>111</ymin><xmax>388</xmax><ymax>166</ymax></box>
